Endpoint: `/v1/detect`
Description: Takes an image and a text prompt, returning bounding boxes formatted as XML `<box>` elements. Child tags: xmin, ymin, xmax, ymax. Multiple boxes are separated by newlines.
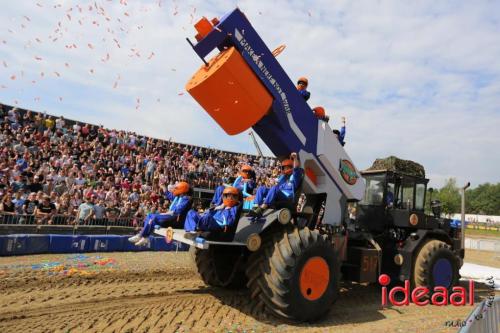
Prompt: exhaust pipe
<box><xmin>461</xmin><ymin>182</ymin><xmax>471</xmax><ymax>250</ymax></box>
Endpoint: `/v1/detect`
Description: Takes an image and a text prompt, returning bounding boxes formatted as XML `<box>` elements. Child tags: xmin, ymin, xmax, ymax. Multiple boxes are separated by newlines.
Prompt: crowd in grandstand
<box><xmin>0</xmin><ymin>103</ymin><xmax>279</xmax><ymax>226</ymax></box>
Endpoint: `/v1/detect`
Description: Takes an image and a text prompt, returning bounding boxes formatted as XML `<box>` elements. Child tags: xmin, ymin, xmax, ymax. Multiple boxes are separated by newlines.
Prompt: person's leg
<box><xmin>183</xmin><ymin>210</ymin><xmax>200</xmax><ymax>231</ymax></box>
<box><xmin>211</xmin><ymin>185</ymin><xmax>224</xmax><ymax>207</ymax></box>
<box><xmin>263</xmin><ymin>185</ymin><xmax>282</xmax><ymax>206</ymax></box>
<box><xmin>138</xmin><ymin>213</ymin><xmax>156</xmax><ymax>237</ymax></box>
<box><xmin>196</xmin><ymin>211</ymin><xmax>218</xmax><ymax>231</ymax></box>
<box><xmin>264</xmin><ymin>186</ymin><xmax>293</xmax><ymax>208</ymax></box>
<box><xmin>154</xmin><ymin>213</ymin><xmax>181</xmax><ymax>229</ymax></box>
<box><xmin>254</xmin><ymin>186</ymin><xmax>269</xmax><ymax>206</ymax></box>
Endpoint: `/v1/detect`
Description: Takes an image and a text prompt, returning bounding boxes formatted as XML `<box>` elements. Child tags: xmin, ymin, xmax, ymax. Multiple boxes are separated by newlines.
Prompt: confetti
<box><xmin>178</xmin><ymin>92</ymin><xmax>184</xmax><ymax>96</ymax></box>
<box><xmin>147</xmin><ymin>52</ymin><xmax>155</xmax><ymax>59</ymax></box>
<box><xmin>54</xmin><ymin>71</ymin><xmax>61</xmax><ymax>77</ymax></box>
<box><xmin>34</xmin><ymin>56</ymin><xmax>43</xmax><ymax>61</ymax></box>
<box><xmin>10</xmin><ymin>75</ymin><xmax>16</xmax><ymax>80</ymax></box>
<box><xmin>87</xmin><ymin>43</ymin><xmax>94</xmax><ymax>49</ymax></box>
<box><xmin>2</xmin><ymin>61</ymin><xmax>7</xmax><ymax>68</ymax></box>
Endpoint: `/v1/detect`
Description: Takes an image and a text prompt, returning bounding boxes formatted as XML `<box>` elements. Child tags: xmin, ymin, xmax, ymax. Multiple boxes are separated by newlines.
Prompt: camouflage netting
<box><xmin>366</xmin><ymin>156</ymin><xmax>425</xmax><ymax>178</ymax></box>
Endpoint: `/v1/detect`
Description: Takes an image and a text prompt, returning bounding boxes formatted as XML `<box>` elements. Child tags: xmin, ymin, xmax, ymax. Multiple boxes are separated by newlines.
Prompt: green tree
<box><xmin>467</xmin><ymin>183</ymin><xmax>500</xmax><ymax>215</ymax></box>
<box><xmin>435</xmin><ymin>178</ymin><xmax>461</xmax><ymax>215</ymax></box>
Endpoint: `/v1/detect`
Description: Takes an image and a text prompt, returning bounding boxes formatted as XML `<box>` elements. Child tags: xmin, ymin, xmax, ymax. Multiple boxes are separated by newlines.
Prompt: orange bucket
<box><xmin>185</xmin><ymin>47</ymin><xmax>273</xmax><ymax>135</ymax></box>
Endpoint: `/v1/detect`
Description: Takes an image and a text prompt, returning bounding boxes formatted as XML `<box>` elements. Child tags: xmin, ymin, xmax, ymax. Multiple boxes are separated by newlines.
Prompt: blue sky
<box><xmin>1</xmin><ymin>1</ymin><xmax>499</xmax><ymax>188</ymax></box>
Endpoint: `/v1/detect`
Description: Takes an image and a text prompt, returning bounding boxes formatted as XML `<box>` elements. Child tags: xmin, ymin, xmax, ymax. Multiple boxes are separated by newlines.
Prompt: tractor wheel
<box><xmin>413</xmin><ymin>239</ymin><xmax>460</xmax><ymax>291</ymax></box>
<box><xmin>190</xmin><ymin>245</ymin><xmax>247</xmax><ymax>288</ymax></box>
<box><xmin>246</xmin><ymin>226</ymin><xmax>340</xmax><ymax>321</ymax></box>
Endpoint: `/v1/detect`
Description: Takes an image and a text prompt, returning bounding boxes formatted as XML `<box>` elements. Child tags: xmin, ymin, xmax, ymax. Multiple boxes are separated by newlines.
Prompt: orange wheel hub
<box><xmin>299</xmin><ymin>257</ymin><xmax>330</xmax><ymax>301</ymax></box>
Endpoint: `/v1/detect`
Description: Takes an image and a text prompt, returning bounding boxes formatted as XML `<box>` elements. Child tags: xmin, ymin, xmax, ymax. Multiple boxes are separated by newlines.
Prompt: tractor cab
<box><xmin>355</xmin><ymin>157</ymin><xmax>430</xmax><ymax>232</ymax></box>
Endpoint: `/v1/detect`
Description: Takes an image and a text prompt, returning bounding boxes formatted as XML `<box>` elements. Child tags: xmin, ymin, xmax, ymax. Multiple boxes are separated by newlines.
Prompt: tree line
<box><xmin>427</xmin><ymin>179</ymin><xmax>500</xmax><ymax>215</ymax></box>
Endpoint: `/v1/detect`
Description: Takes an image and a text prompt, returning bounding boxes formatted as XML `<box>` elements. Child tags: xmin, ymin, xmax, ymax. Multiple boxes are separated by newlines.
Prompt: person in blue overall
<box><xmin>184</xmin><ymin>186</ymin><xmax>240</xmax><ymax>232</ymax></box>
<box><xmin>248</xmin><ymin>152</ymin><xmax>303</xmax><ymax>217</ymax></box>
<box><xmin>297</xmin><ymin>77</ymin><xmax>310</xmax><ymax>101</ymax></box>
<box><xmin>210</xmin><ymin>164</ymin><xmax>255</xmax><ymax>207</ymax></box>
<box><xmin>128</xmin><ymin>181</ymin><xmax>191</xmax><ymax>246</ymax></box>
<box><xmin>332</xmin><ymin>117</ymin><xmax>346</xmax><ymax>146</ymax></box>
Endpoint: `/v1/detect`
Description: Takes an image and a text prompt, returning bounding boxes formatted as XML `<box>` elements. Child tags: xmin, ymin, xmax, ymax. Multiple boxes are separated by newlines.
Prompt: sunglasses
<box><xmin>297</xmin><ymin>81</ymin><xmax>307</xmax><ymax>86</ymax></box>
<box><xmin>280</xmin><ymin>165</ymin><xmax>292</xmax><ymax>170</ymax></box>
<box><xmin>223</xmin><ymin>193</ymin><xmax>238</xmax><ymax>199</ymax></box>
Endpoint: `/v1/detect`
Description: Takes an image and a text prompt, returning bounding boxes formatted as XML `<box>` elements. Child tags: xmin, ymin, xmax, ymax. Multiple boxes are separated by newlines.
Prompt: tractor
<box><xmin>155</xmin><ymin>8</ymin><xmax>464</xmax><ymax>322</ymax></box>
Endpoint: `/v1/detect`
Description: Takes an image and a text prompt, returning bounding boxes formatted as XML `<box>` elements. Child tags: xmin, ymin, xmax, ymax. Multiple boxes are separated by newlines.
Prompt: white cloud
<box><xmin>0</xmin><ymin>0</ymin><xmax>499</xmax><ymax>188</ymax></box>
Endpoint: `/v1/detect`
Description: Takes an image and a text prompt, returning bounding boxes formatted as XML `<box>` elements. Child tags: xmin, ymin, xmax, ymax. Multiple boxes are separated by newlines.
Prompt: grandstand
<box><xmin>0</xmin><ymin>103</ymin><xmax>278</xmax><ymax>235</ymax></box>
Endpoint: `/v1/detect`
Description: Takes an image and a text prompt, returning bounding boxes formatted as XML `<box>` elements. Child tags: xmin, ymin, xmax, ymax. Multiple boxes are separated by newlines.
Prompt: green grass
<box><xmin>465</xmin><ymin>228</ymin><xmax>500</xmax><ymax>238</ymax></box>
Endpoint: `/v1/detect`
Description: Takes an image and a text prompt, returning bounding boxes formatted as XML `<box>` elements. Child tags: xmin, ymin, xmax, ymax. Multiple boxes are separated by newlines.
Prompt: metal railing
<box><xmin>0</xmin><ymin>198</ymin><xmax>215</xmax><ymax>228</ymax></box>
<box><xmin>0</xmin><ymin>213</ymin><xmax>140</xmax><ymax>227</ymax></box>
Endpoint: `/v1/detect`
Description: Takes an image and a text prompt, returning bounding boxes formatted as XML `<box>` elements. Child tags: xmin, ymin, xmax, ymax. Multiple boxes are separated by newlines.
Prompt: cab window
<box><xmin>399</xmin><ymin>182</ymin><xmax>415</xmax><ymax>209</ymax></box>
<box><xmin>361</xmin><ymin>175</ymin><xmax>385</xmax><ymax>205</ymax></box>
<box><xmin>415</xmin><ymin>183</ymin><xmax>426</xmax><ymax>210</ymax></box>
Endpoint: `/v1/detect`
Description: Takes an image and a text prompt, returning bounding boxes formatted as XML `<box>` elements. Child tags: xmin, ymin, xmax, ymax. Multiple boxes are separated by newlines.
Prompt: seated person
<box><xmin>297</xmin><ymin>77</ymin><xmax>310</xmax><ymax>101</ymax></box>
<box><xmin>128</xmin><ymin>181</ymin><xmax>191</xmax><ymax>246</ymax></box>
<box><xmin>386</xmin><ymin>191</ymin><xmax>394</xmax><ymax>208</ymax></box>
<box><xmin>184</xmin><ymin>186</ymin><xmax>240</xmax><ymax>232</ymax></box>
<box><xmin>210</xmin><ymin>164</ymin><xmax>255</xmax><ymax>207</ymax></box>
<box><xmin>249</xmin><ymin>152</ymin><xmax>303</xmax><ymax>217</ymax></box>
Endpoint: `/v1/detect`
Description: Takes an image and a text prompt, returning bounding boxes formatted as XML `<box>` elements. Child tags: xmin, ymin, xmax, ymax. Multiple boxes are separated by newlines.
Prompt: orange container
<box><xmin>185</xmin><ymin>47</ymin><xmax>273</xmax><ymax>135</ymax></box>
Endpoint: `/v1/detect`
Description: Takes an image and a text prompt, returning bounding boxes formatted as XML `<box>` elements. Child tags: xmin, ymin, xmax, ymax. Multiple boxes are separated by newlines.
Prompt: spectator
<box><xmin>12</xmin><ymin>190</ymin><xmax>26</xmax><ymax>215</ymax></box>
<box><xmin>76</xmin><ymin>195</ymin><xmax>95</xmax><ymax>224</ymax></box>
<box><xmin>93</xmin><ymin>199</ymin><xmax>106</xmax><ymax>224</ymax></box>
<box><xmin>1</xmin><ymin>192</ymin><xmax>16</xmax><ymax>223</ymax></box>
<box><xmin>34</xmin><ymin>196</ymin><xmax>56</xmax><ymax>224</ymax></box>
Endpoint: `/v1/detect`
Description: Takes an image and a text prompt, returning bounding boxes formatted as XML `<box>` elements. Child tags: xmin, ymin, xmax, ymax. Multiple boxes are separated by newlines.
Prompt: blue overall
<box><xmin>139</xmin><ymin>193</ymin><xmax>191</xmax><ymax>237</ymax></box>
<box><xmin>298</xmin><ymin>89</ymin><xmax>310</xmax><ymax>101</ymax></box>
<box><xmin>184</xmin><ymin>206</ymin><xmax>239</xmax><ymax>232</ymax></box>
<box><xmin>211</xmin><ymin>176</ymin><xmax>255</xmax><ymax>206</ymax></box>
<box><xmin>255</xmin><ymin>167</ymin><xmax>303</xmax><ymax>206</ymax></box>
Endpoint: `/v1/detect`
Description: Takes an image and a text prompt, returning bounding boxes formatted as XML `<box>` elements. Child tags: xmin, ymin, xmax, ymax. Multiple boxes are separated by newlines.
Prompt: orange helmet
<box><xmin>297</xmin><ymin>77</ymin><xmax>308</xmax><ymax>86</ymax></box>
<box><xmin>281</xmin><ymin>159</ymin><xmax>294</xmax><ymax>175</ymax></box>
<box><xmin>173</xmin><ymin>181</ymin><xmax>190</xmax><ymax>196</ymax></box>
<box><xmin>223</xmin><ymin>186</ymin><xmax>240</xmax><ymax>207</ymax></box>
<box><xmin>313</xmin><ymin>106</ymin><xmax>326</xmax><ymax>119</ymax></box>
<box><xmin>239</xmin><ymin>164</ymin><xmax>253</xmax><ymax>179</ymax></box>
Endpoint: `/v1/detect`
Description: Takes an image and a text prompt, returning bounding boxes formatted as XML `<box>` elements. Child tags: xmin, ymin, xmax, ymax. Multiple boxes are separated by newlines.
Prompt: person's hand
<box><xmin>341</xmin><ymin>116</ymin><xmax>346</xmax><ymax>124</ymax></box>
<box><xmin>214</xmin><ymin>204</ymin><xmax>225</xmax><ymax>210</ymax></box>
<box><xmin>290</xmin><ymin>152</ymin><xmax>297</xmax><ymax>160</ymax></box>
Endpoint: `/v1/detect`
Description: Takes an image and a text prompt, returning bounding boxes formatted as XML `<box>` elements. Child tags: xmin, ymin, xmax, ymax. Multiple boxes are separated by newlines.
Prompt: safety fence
<box><xmin>0</xmin><ymin>197</ymin><xmax>215</xmax><ymax>228</ymax></box>
<box><xmin>0</xmin><ymin>213</ymin><xmax>140</xmax><ymax>227</ymax></box>
<box><xmin>0</xmin><ymin>233</ymin><xmax>188</xmax><ymax>256</ymax></box>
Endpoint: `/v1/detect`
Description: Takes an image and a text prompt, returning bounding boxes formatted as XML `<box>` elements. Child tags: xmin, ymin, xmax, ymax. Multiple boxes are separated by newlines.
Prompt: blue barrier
<box><xmin>88</xmin><ymin>235</ymin><xmax>124</xmax><ymax>252</ymax></box>
<box><xmin>0</xmin><ymin>234</ymin><xmax>50</xmax><ymax>256</ymax></box>
<box><xmin>49</xmin><ymin>235</ymin><xmax>90</xmax><ymax>253</ymax></box>
<box><xmin>0</xmin><ymin>234</ymin><xmax>189</xmax><ymax>256</ymax></box>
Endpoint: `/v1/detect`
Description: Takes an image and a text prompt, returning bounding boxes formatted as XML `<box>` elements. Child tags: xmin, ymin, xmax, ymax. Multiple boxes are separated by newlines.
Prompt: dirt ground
<box><xmin>0</xmin><ymin>250</ymin><xmax>495</xmax><ymax>333</ymax></box>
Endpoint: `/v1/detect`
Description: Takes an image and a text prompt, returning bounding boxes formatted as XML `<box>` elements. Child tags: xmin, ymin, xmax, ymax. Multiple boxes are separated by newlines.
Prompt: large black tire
<box><xmin>413</xmin><ymin>239</ymin><xmax>460</xmax><ymax>291</ymax></box>
<box><xmin>246</xmin><ymin>226</ymin><xmax>340</xmax><ymax>322</ymax></box>
<box><xmin>190</xmin><ymin>245</ymin><xmax>247</xmax><ymax>288</ymax></box>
